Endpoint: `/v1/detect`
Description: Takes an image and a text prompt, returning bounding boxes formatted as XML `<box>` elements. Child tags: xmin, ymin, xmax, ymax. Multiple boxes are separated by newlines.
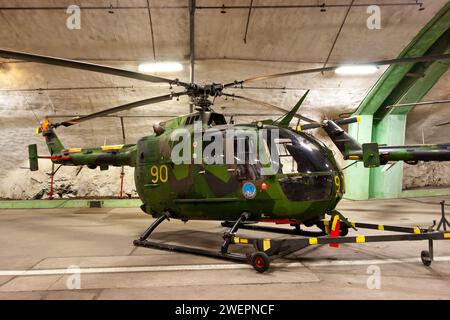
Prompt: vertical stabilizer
<box><xmin>38</xmin><ymin>117</ymin><xmax>65</xmax><ymax>155</ymax></box>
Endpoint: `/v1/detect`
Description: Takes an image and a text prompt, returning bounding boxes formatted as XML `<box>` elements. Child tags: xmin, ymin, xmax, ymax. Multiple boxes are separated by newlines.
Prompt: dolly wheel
<box><xmin>251</xmin><ymin>252</ymin><xmax>270</xmax><ymax>273</ymax></box>
<box><xmin>340</xmin><ymin>224</ymin><xmax>349</xmax><ymax>236</ymax></box>
<box><xmin>421</xmin><ymin>250</ymin><xmax>432</xmax><ymax>267</ymax></box>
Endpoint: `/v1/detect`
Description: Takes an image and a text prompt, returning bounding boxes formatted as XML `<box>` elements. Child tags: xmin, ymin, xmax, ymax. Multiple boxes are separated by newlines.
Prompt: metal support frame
<box><xmin>243</xmin><ymin>0</ymin><xmax>253</xmax><ymax>44</ymax></box>
<box><xmin>48</xmin><ymin>163</ymin><xmax>55</xmax><ymax>200</ymax></box>
<box><xmin>228</xmin><ymin>219</ymin><xmax>449</xmax><ymax>268</ymax></box>
<box><xmin>188</xmin><ymin>0</ymin><xmax>196</xmax><ymax>113</ymax></box>
<box><xmin>437</xmin><ymin>201</ymin><xmax>450</xmax><ymax>231</ymax></box>
<box><xmin>119</xmin><ymin>117</ymin><xmax>126</xmax><ymax>198</ymax></box>
<box><xmin>47</xmin><ymin>163</ymin><xmax>62</xmax><ymax>200</ymax></box>
<box><xmin>133</xmin><ymin>206</ymin><xmax>450</xmax><ymax>272</ymax></box>
<box><xmin>221</xmin><ymin>212</ymin><xmax>249</xmax><ymax>254</ymax></box>
<box><xmin>146</xmin><ymin>0</ymin><xmax>157</xmax><ymax>61</ymax></box>
<box><xmin>0</xmin><ymin>3</ymin><xmax>424</xmax><ymax>11</ymax></box>
<box><xmin>322</xmin><ymin>0</ymin><xmax>354</xmax><ymax>69</ymax></box>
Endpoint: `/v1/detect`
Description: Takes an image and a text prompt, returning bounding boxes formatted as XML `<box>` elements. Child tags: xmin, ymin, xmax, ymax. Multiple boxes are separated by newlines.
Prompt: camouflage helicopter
<box><xmin>3</xmin><ymin>49</ymin><xmax>450</xmax><ymax>272</ymax></box>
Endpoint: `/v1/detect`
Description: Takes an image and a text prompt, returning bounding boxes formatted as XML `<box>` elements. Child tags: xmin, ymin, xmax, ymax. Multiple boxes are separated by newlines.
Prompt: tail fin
<box><xmin>322</xmin><ymin>120</ymin><xmax>362</xmax><ymax>158</ymax></box>
<box><xmin>38</xmin><ymin>117</ymin><xmax>65</xmax><ymax>155</ymax></box>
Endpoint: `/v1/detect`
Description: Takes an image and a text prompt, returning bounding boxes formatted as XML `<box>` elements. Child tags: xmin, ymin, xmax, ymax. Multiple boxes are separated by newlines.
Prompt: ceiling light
<box><xmin>335</xmin><ymin>65</ymin><xmax>378</xmax><ymax>75</ymax></box>
<box><xmin>138</xmin><ymin>62</ymin><xmax>183</xmax><ymax>73</ymax></box>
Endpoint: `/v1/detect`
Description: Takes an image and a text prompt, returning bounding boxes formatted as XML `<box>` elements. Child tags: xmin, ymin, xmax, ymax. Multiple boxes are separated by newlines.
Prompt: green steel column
<box><xmin>370</xmin><ymin>115</ymin><xmax>406</xmax><ymax>198</ymax></box>
<box><xmin>344</xmin><ymin>115</ymin><xmax>373</xmax><ymax>200</ymax></box>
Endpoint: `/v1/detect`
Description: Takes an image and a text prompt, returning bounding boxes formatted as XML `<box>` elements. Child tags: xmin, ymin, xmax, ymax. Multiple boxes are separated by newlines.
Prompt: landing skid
<box><xmin>133</xmin><ymin>205</ymin><xmax>450</xmax><ymax>273</ymax></box>
<box><xmin>133</xmin><ymin>238</ymin><xmax>247</xmax><ymax>263</ymax></box>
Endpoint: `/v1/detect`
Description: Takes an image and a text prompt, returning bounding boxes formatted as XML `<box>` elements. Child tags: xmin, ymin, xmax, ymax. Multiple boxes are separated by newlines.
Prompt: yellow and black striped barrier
<box><xmin>322</xmin><ymin>219</ymin><xmax>428</xmax><ymax>234</ymax></box>
<box><xmin>231</xmin><ymin>230</ymin><xmax>450</xmax><ymax>256</ymax></box>
<box><xmin>306</xmin><ymin>232</ymin><xmax>450</xmax><ymax>246</ymax></box>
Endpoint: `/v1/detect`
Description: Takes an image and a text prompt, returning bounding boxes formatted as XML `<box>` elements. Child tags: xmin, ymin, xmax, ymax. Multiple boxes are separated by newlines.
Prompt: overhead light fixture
<box><xmin>138</xmin><ymin>62</ymin><xmax>183</xmax><ymax>73</ymax></box>
<box><xmin>335</xmin><ymin>65</ymin><xmax>378</xmax><ymax>75</ymax></box>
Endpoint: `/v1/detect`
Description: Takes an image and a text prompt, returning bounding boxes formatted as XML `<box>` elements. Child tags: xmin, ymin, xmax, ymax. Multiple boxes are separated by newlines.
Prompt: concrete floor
<box><xmin>0</xmin><ymin>196</ymin><xmax>450</xmax><ymax>300</ymax></box>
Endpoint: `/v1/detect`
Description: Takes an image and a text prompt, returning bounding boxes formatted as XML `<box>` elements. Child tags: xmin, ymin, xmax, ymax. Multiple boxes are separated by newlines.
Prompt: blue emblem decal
<box><xmin>242</xmin><ymin>182</ymin><xmax>257</xmax><ymax>199</ymax></box>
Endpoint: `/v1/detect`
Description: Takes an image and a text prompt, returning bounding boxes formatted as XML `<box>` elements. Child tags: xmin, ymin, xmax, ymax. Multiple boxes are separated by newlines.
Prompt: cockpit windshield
<box><xmin>272</xmin><ymin>129</ymin><xmax>338</xmax><ymax>201</ymax></box>
<box><xmin>267</xmin><ymin>129</ymin><xmax>336</xmax><ymax>174</ymax></box>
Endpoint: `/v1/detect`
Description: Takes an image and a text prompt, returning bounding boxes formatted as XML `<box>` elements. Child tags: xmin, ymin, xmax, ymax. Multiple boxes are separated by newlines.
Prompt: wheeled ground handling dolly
<box><xmin>133</xmin><ymin>201</ymin><xmax>450</xmax><ymax>273</ymax></box>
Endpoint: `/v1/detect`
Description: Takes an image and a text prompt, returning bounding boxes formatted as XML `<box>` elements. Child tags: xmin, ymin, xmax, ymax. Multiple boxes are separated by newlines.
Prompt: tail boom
<box><xmin>33</xmin><ymin>117</ymin><xmax>136</xmax><ymax>170</ymax></box>
<box><xmin>348</xmin><ymin>144</ymin><xmax>450</xmax><ymax>164</ymax></box>
<box><xmin>322</xmin><ymin>119</ymin><xmax>450</xmax><ymax>167</ymax></box>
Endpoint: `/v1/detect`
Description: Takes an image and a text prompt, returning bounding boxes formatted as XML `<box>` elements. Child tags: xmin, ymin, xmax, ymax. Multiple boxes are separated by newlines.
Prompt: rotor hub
<box><xmin>186</xmin><ymin>82</ymin><xmax>224</xmax><ymax>111</ymax></box>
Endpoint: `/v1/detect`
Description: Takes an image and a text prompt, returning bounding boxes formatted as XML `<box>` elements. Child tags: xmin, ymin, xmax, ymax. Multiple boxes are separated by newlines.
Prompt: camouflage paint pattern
<box><xmin>33</xmin><ymin>105</ymin><xmax>450</xmax><ymax>226</ymax></box>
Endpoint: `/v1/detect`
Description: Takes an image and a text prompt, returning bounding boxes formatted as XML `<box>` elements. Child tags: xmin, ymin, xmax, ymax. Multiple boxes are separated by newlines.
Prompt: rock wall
<box><xmin>0</xmin><ymin>160</ymin><xmax>137</xmax><ymax>200</ymax></box>
<box><xmin>403</xmin><ymin>162</ymin><xmax>450</xmax><ymax>190</ymax></box>
<box><xmin>403</xmin><ymin>70</ymin><xmax>450</xmax><ymax>190</ymax></box>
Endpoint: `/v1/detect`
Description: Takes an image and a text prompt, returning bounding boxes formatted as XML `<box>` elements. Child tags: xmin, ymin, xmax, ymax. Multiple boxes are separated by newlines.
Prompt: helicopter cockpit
<box><xmin>220</xmin><ymin>127</ymin><xmax>339</xmax><ymax>202</ymax></box>
<box><xmin>200</xmin><ymin>125</ymin><xmax>341</xmax><ymax>202</ymax></box>
<box><xmin>272</xmin><ymin>128</ymin><xmax>340</xmax><ymax>201</ymax></box>
<box><xmin>274</xmin><ymin>128</ymin><xmax>338</xmax><ymax>174</ymax></box>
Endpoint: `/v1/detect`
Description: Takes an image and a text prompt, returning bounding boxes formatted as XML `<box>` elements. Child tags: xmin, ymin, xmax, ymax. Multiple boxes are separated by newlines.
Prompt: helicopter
<box><xmin>2</xmin><ymin>48</ymin><xmax>450</xmax><ymax>272</ymax></box>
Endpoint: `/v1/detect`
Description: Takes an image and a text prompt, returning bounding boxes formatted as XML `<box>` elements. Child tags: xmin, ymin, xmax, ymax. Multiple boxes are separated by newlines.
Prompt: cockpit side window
<box><xmin>274</xmin><ymin>138</ymin><xmax>298</xmax><ymax>174</ymax></box>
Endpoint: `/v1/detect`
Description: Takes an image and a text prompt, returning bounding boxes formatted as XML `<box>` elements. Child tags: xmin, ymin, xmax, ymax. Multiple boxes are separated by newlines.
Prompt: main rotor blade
<box><xmin>224</xmin><ymin>54</ymin><xmax>450</xmax><ymax>87</ymax></box>
<box><xmin>0</xmin><ymin>49</ymin><xmax>190</xmax><ymax>88</ymax></box>
<box><xmin>57</xmin><ymin>91</ymin><xmax>187</xmax><ymax>127</ymax></box>
<box><xmin>221</xmin><ymin>93</ymin><xmax>317</xmax><ymax>124</ymax></box>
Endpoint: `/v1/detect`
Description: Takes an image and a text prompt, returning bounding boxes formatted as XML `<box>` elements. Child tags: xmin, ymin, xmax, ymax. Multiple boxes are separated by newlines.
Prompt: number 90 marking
<box><xmin>150</xmin><ymin>165</ymin><xmax>169</xmax><ymax>183</ymax></box>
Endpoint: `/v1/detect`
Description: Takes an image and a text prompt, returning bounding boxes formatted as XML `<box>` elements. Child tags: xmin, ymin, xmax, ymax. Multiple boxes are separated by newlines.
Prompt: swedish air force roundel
<box><xmin>242</xmin><ymin>182</ymin><xmax>257</xmax><ymax>199</ymax></box>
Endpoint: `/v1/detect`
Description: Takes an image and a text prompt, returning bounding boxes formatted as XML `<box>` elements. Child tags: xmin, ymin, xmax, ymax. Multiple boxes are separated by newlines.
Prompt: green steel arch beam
<box><xmin>345</xmin><ymin>3</ymin><xmax>450</xmax><ymax>200</ymax></box>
